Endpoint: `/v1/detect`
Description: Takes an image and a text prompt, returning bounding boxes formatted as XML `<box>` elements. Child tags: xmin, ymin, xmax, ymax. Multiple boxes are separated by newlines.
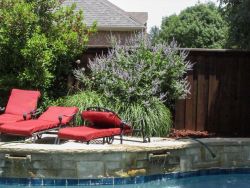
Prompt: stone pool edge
<box><xmin>0</xmin><ymin>138</ymin><xmax>250</xmax><ymax>181</ymax></box>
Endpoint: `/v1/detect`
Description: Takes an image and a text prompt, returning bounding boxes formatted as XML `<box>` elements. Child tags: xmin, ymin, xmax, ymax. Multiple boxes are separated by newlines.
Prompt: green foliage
<box><xmin>220</xmin><ymin>0</ymin><xmax>250</xmax><ymax>49</ymax></box>
<box><xmin>115</xmin><ymin>99</ymin><xmax>172</xmax><ymax>137</ymax></box>
<box><xmin>74</xmin><ymin>35</ymin><xmax>192</xmax><ymax>109</ymax></box>
<box><xmin>53</xmin><ymin>91</ymin><xmax>172</xmax><ymax>136</ymax></box>
<box><xmin>151</xmin><ymin>3</ymin><xmax>228</xmax><ymax>48</ymax></box>
<box><xmin>71</xmin><ymin>35</ymin><xmax>191</xmax><ymax>136</ymax></box>
<box><xmin>149</xmin><ymin>26</ymin><xmax>160</xmax><ymax>44</ymax></box>
<box><xmin>52</xmin><ymin>91</ymin><xmax>108</xmax><ymax>125</ymax></box>
<box><xmin>0</xmin><ymin>0</ymin><xmax>96</xmax><ymax>99</ymax></box>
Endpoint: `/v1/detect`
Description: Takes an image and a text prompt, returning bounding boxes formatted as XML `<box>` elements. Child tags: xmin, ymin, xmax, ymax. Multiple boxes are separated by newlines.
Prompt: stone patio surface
<box><xmin>0</xmin><ymin>136</ymin><xmax>249</xmax><ymax>153</ymax></box>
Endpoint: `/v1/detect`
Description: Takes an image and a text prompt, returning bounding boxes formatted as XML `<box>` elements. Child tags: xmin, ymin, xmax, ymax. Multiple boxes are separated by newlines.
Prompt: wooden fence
<box><xmin>82</xmin><ymin>48</ymin><xmax>250</xmax><ymax>136</ymax></box>
<box><xmin>174</xmin><ymin>49</ymin><xmax>250</xmax><ymax>136</ymax></box>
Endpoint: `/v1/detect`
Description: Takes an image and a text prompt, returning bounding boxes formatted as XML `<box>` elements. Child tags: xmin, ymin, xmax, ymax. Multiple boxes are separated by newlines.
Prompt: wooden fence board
<box><xmin>237</xmin><ymin>56</ymin><xmax>250</xmax><ymax>135</ymax></box>
<box><xmin>192</xmin><ymin>66</ymin><xmax>198</xmax><ymax>131</ymax></box>
<box><xmin>174</xmin><ymin>99</ymin><xmax>186</xmax><ymax>130</ymax></box>
<box><xmin>185</xmin><ymin>73</ymin><xmax>194</xmax><ymax>130</ymax></box>
<box><xmin>196</xmin><ymin>56</ymin><xmax>209</xmax><ymax>131</ymax></box>
<box><xmin>207</xmin><ymin>54</ymin><xmax>218</xmax><ymax>132</ymax></box>
<box><xmin>174</xmin><ymin>49</ymin><xmax>250</xmax><ymax>136</ymax></box>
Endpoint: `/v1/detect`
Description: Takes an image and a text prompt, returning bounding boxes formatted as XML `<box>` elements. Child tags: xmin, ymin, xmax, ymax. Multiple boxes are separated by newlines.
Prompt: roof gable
<box><xmin>62</xmin><ymin>0</ymin><xmax>146</xmax><ymax>30</ymax></box>
<box><xmin>127</xmin><ymin>12</ymin><xmax>148</xmax><ymax>25</ymax></box>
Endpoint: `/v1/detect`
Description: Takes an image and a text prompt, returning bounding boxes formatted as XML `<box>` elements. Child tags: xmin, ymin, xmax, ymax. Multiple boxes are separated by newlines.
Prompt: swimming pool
<box><xmin>95</xmin><ymin>174</ymin><xmax>250</xmax><ymax>188</ymax></box>
<box><xmin>1</xmin><ymin>168</ymin><xmax>250</xmax><ymax>187</ymax></box>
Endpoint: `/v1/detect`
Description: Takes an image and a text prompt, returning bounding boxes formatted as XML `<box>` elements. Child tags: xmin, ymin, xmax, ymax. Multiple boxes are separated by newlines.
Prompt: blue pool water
<box><xmin>1</xmin><ymin>169</ymin><xmax>250</xmax><ymax>187</ymax></box>
<box><xmin>152</xmin><ymin>174</ymin><xmax>250</xmax><ymax>188</ymax></box>
<box><xmin>96</xmin><ymin>174</ymin><xmax>250</xmax><ymax>187</ymax></box>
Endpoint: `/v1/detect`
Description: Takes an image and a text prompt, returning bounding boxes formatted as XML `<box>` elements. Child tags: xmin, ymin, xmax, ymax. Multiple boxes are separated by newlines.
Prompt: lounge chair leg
<box><xmin>103</xmin><ymin>137</ymin><xmax>105</xmax><ymax>144</ymax></box>
<box><xmin>105</xmin><ymin>136</ymin><xmax>114</xmax><ymax>144</ymax></box>
<box><xmin>32</xmin><ymin>135</ymin><xmax>36</xmax><ymax>143</ymax></box>
<box><xmin>120</xmin><ymin>134</ymin><xmax>123</xmax><ymax>144</ymax></box>
<box><xmin>37</xmin><ymin>134</ymin><xmax>42</xmax><ymax>140</ymax></box>
<box><xmin>54</xmin><ymin>137</ymin><xmax>60</xmax><ymax>144</ymax></box>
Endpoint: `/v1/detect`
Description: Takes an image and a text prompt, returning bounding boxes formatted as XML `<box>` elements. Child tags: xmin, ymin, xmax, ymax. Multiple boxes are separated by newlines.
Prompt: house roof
<box><xmin>127</xmin><ymin>12</ymin><xmax>148</xmax><ymax>26</ymax></box>
<box><xmin>61</xmin><ymin>0</ymin><xmax>147</xmax><ymax>31</ymax></box>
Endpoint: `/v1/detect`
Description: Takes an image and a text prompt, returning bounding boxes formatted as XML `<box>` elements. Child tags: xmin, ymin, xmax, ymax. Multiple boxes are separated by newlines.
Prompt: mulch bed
<box><xmin>169</xmin><ymin>129</ymin><xmax>215</xmax><ymax>139</ymax></box>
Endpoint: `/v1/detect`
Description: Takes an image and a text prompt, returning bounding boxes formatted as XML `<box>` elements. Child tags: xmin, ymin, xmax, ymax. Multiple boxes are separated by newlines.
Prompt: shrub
<box><xmin>72</xmin><ymin>36</ymin><xmax>191</xmax><ymax>136</ymax></box>
<box><xmin>0</xmin><ymin>0</ymin><xmax>96</xmax><ymax>99</ymax></box>
<box><xmin>114</xmin><ymin>98</ymin><xmax>172</xmax><ymax>137</ymax></box>
<box><xmin>74</xmin><ymin>35</ymin><xmax>192</xmax><ymax>109</ymax></box>
<box><xmin>53</xmin><ymin>91</ymin><xmax>171</xmax><ymax>136</ymax></box>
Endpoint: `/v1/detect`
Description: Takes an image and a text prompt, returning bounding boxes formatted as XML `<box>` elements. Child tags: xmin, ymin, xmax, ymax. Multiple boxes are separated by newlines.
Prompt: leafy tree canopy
<box><xmin>0</xmin><ymin>0</ymin><xmax>96</xmax><ymax>100</ymax></box>
<box><xmin>220</xmin><ymin>0</ymin><xmax>250</xmax><ymax>49</ymax></box>
<box><xmin>151</xmin><ymin>3</ymin><xmax>228</xmax><ymax>49</ymax></box>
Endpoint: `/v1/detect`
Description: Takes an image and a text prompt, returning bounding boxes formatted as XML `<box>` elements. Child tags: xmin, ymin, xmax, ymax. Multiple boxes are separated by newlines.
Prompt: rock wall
<box><xmin>0</xmin><ymin>138</ymin><xmax>249</xmax><ymax>179</ymax></box>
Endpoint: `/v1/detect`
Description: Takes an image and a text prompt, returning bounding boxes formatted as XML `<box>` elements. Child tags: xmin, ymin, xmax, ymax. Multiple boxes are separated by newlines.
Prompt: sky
<box><xmin>108</xmin><ymin>0</ymin><xmax>219</xmax><ymax>31</ymax></box>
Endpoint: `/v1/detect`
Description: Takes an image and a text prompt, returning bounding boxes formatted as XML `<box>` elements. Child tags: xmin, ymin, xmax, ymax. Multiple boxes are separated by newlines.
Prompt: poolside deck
<box><xmin>0</xmin><ymin>136</ymin><xmax>249</xmax><ymax>179</ymax></box>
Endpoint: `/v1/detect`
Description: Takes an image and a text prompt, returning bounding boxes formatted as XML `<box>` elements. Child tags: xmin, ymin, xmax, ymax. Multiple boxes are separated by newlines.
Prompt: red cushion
<box><xmin>0</xmin><ymin>119</ymin><xmax>57</xmax><ymax>136</ymax></box>
<box><xmin>82</xmin><ymin>111</ymin><xmax>122</xmax><ymax>128</ymax></box>
<box><xmin>110</xmin><ymin>126</ymin><xmax>132</xmax><ymax>135</ymax></box>
<box><xmin>0</xmin><ymin>113</ymin><xmax>25</xmax><ymax>124</ymax></box>
<box><xmin>38</xmin><ymin>106</ymin><xmax>79</xmax><ymax>124</ymax></box>
<box><xmin>5</xmin><ymin>89</ymin><xmax>41</xmax><ymax>115</ymax></box>
<box><xmin>58</xmin><ymin>126</ymin><xmax>121</xmax><ymax>142</ymax></box>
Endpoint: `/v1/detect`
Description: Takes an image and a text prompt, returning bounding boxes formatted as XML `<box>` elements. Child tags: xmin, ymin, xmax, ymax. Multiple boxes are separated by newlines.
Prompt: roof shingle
<box><xmin>62</xmin><ymin>0</ymin><xmax>146</xmax><ymax>30</ymax></box>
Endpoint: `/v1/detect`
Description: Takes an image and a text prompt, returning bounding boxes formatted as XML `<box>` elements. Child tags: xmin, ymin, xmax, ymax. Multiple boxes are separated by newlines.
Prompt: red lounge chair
<box><xmin>0</xmin><ymin>89</ymin><xmax>41</xmax><ymax>124</ymax></box>
<box><xmin>57</xmin><ymin>107</ymin><xmax>150</xmax><ymax>144</ymax></box>
<box><xmin>0</xmin><ymin>106</ymin><xmax>78</xmax><ymax>142</ymax></box>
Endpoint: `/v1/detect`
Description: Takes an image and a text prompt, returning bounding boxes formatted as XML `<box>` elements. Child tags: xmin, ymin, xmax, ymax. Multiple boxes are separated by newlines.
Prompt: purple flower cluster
<box><xmin>74</xmin><ymin>35</ymin><xmax>193</xmax><ymax>107</ymax></box>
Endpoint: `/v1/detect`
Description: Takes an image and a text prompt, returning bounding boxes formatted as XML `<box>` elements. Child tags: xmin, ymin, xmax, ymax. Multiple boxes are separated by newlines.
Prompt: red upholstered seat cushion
<box><xmin>0</xmin><ymin>120</ymin><xmax>57</xmax><ymax>136</ymax></box>
<box><xmin>82</xmin><ymin>111</ymin><xmax>123</xmax><ymax>128</ymax></box>
<box><xmin>5</xmin><ymin>89</ymin><xmax>41</xmax><ymax>115</ymax></box>
<box><xmin>0</xmin><ymin>106</ymin><xmax>78</xmax><ymax>137</ymax></box>
<box><xmin>58</xmin><ymin>126</ymin><xmax>121</xmax><ymax>142</ymax></box>
<box><xmin>38</xmin><ymin>106</ymin><xmax>79</xmax><ymax>124</ymax></box>
<box><xmin>0</xmin><ymin>113</ymin><xmax>25</xmax><ymax>124</ymax></box>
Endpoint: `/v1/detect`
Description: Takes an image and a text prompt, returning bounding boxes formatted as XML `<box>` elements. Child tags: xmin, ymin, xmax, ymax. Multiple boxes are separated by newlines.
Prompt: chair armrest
<box><xmin>22</xmin><ymin>109</ymin><xmax>42</xmax><ymax>120</ymax></box>
<box><xmin>127</xmin><ymin>119</ymin><xmax>150</xmax><ymax>143</ymax></box>
<box><xmin>23</xmin><ymin>110</ymin><xmax>34</xmax><ymax>120</ymax></box>
<box><xmin>0</xmin><ymin>107</ymin><xmax>5</xmax><ymax>114</ymax></box>
<box><xmin>30</xmin><ymin>109</ymin><xmax>42</xmax><ymax>119</ymax></box>
<box><xmin>120</xmin><ymin>121</ymin><xmax>131</xmax><ymax>128</ymax></box>
<box><xmin>58</xmin><ymin>113</ymin><xmax>77</xmax><ymax>125</ymax></box>
<box><xmin>58</xmin><ymin>115</ymin><xmax>63</xmax><ymax>124</ymax></box>
<box><xmin>86</xmin><ymin>106</ymin><xmax>116</xmax><ymax>114</ymax></box>
<box><xmin>120</xmin><ymin>122</ymin><xmax>125</xmax><ymax>130</ymax></box>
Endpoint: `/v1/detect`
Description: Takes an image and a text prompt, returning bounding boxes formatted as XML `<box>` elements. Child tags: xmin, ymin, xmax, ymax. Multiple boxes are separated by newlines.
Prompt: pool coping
<box><xmin>0</xmin><ymin>137</ymin><xmax>250</xmax><ymax>154</ymax></box>
<box><xmin>1</xmin><ymin>137</ymin><xmax>250</xmax><ymax>183</ymax></box>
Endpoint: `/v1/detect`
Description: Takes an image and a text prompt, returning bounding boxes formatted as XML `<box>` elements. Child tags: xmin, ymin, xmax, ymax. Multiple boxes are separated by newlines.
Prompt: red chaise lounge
<box><xmin>0</xmin><ymin>89</ymin><xmax>41</xmax><ymax>124</ymax></box>
<box><xmin>57</xmin><ymin>107</ymin><xmax>150</xmax><ymax>144</ymax></box>
<box><xmin>0</xmin><ymin>106</ymin><xmax>78</xmax><ymax>142</ymax></box>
